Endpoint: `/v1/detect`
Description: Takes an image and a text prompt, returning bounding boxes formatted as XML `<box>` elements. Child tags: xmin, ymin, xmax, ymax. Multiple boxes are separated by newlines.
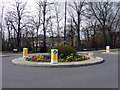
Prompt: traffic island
<box><xmin>11</xmin><ymin>56</ymin><xmax>104</xmax><ymax>67</ymax></box>
<box><xmin>12</xmin><ymin>47</ymin><xmax>104</xmax><ymax>67</ymax></box>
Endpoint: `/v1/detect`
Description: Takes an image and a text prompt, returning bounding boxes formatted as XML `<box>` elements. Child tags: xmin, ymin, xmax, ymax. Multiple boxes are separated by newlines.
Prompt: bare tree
<box><xmin>35</xmin><ymin>0</ymin><xmax>54</xmax><ymax>50</ymax></box>
<box><xmin>41</xmin><ymin>0</ymin><xmax>47</xmax><ymax>50</ymax></box>
<box><xmin>0</xmin><ymin>5</ymin><xmax>5</xmax><ymax>50</ymax></box>
<box><xmin>69</xmin><ymin>1</ymin><xmax>86</xmax><ymax>47</ymax></box>
<box><xmin>5</xmin><ymin>17</ymin><xmax>11</xmax><ymax>49</ymax></box>
<box><xmin>54</xmin><ymin>1</ymin><xmax>62</xmax><ymax>45</ymax></box>
<box><xmin>111</xmin><ymin>11</ymin><xmax>120</xmax><ymax>47</ymax></box>
<box><xmin>48</xmin><ymin>8</ymin><xmax>55</xmax><ymax>47</ymax></box>
<box><xmin>30</xmin><ymin>6</ymin><xmax>41</xmax><ymax>52</ymax></box>
<box><xmin>87</xmin><ymin>2</ymin><xmax>120</xmax><ymax>48</ymax></box>
<box><xmin>67</xmin><ymin>19</ymin><xmax>75</xmax><ymax>46</ymax></box>
<box><xmin>0</xmin><ymin>5</ymin><xmax>5</xmax><ymax>41</ymax></box>
<box><xmin>64</xmin><ymin>1</ymin><xmax>67</xmax><ymax>45</ymax></box>
<box><xmin>6</xmin><ymin>0</ymin><xmax>28</xmax><ymax>51</ymax></box>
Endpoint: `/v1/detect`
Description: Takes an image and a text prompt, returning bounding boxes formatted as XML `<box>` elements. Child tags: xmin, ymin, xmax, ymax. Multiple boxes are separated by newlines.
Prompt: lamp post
<box><xmin>64</xmin><ymin>0</ymin><xmax>67</xmax><ymax>45</ymax></box>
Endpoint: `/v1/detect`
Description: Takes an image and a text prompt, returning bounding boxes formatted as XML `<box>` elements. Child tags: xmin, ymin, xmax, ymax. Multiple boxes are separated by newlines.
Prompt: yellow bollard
<box><xmin>106</xmin><ymin>46</ymin><xmax>110</xmax><ymax>53</ymax></box>
<box><xmin>23</xmin><ymin>48</ymin><xmax>28</xmax><ymax>58</ymax></box>
<box><xmin>51</xmin><ymin>49</ymin><xmax>58</xmax><ymax>64</ymax></box>
<box><xmin>88</xmin><ymin>53</ymin><xmax>94</xmax><ymax>57</ymax></box>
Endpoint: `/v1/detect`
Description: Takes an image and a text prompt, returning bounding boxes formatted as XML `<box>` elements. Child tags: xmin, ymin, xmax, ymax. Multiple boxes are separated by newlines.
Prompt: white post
<box><xmin>23</xmin><ymin>48</ymin><xmax>28</xmax><ymax>58</ymax></box>
<box><xmin>51</xmin><ymin>49</ymin><xmax>58</xmax><ymax>64</ymax></box>
<box><xmin>106</xmin><ymin>46</ymin><xmax>110</xmax><ymax>53</ymax></box>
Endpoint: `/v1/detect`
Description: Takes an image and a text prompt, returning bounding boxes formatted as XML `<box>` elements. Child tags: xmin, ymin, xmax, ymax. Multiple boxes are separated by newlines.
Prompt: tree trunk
<box><xmin>17</xmin><ymin>14</ymin><xmax>21</xmax><ymax>51</ymax></box>
<box><xmin>109</xmin><ymin>34</ymin><xmax>113</xmax><ymax>48</ymax></box>
<box><xmin>43</xmin><ymin>3</ymin><xmax>46</xmax><ymax>51</ymax></box>
<box><xmin>32</xmin><ymin>35</ymin><xmax>34</xmax><ymax>49</ymax></box>
<box><xmin>51</xmin><ymin>23</ymin><xmax>54</xmax><ymax>47</ymax></box>
<box><xmin>102</xmin><ymin>26</ymin><xmax>107</xmax><ymax>49</ymax></box>
<box><xmin>36</xmin><ymin>30</ymin><xmax>38</xmax><ymax>52</ymax></box>
<box><xmin>86</xmin><ymin>30</ymin><xmax>89</xmax><ymax>41</ymax></box>
<box><xmin>71</xmin><ymin>37</ymin><xmax>73</xmax><ymax>47</ymax></box>
<box><xmin>57</xmin><ymin>17</ymin><xmax>60</xmax><ymax>46</ymax></box>
<box><xmin>43</xmin><ymin>14</ymin><xmax>46</xmax><ymax>50</ymax></box>
<box><xmin>64</xmin><ymin>1</ymin><xmax>67</xmax><ymax>45</ymax></box>
<box><xmin>92</xmin><ymin>35</ymin><xmax>95</xmax><ymax>48</ymax></box>
<box><xmin>92</xmin><ymin>27</ymin><xmax>96</xmax><ymax>48</ymax></box>
<box><xmin>52</xmin><ymin>37</ymin><xmax>54</xmax><ymax>47</ymax></box>
<box><xmin>17</xmin><ymin>32</ymin><xmax>20</xmax><ymax>51</ymax></box>
<box><xmin>77</xmin><ymin>12</ymin><xmax>81</xmax><ymax>47</ymax></box>
<box><xmin>43</xmin><ymin>29</ymin><xmax>46</xmax><ymax>50</ymax></box>
<box><xmin>7</xmin><ymin>26</ymin><xmax>10</xmax><ymax>50</ymax></box>
<box><xmin>113</xmin><ymin>35</ymin><xmax>117</xmax><ymax>48</ymax></box>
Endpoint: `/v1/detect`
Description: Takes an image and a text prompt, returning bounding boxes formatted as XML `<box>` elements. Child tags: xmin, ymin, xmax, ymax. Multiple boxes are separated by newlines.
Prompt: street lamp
<box><xmin>64</xmin><ymin>0</ymin><xmax>67</xmax><ymax>45</ymax></box>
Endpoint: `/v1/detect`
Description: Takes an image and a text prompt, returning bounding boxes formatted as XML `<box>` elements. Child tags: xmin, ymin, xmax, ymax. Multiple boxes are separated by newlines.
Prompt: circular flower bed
<box><xmin>25</xmin><ymin>54</ymin><xmax>90</xmax><ymax>62</ymax></box>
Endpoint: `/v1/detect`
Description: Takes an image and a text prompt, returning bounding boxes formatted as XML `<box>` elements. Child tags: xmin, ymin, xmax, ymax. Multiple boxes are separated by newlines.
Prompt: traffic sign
<box><xmin>53</xmin><ymin>50</ymin><xmax>57</xmax><ymax>54</ymax></box>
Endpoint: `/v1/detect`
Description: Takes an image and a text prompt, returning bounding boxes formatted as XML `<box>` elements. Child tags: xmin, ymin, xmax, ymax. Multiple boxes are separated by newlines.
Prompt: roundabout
<box><xmin>12</xmin><ymin>47</ymin><xmax>104</xmax><ymax>67</ymax></box>
<box><xmin>12</xmin><ymin>56</ymin><xmax>104</xmax><ymax>67</ymax></box>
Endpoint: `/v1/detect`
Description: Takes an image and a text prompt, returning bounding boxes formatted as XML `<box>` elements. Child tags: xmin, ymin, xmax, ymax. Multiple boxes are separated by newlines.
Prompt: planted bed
<box><xmin>25</xmin><ymin>54</ymin><xmax>90</xmax><ymax>62</ymax></box>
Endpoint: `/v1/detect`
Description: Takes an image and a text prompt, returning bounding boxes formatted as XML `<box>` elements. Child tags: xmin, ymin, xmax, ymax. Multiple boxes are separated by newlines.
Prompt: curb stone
<box><xmin>12</xmin><ymin>56</ymin><xmax>104</xmax><ymax>67</ymax></box>
<box><xmin>101</xmin><ymin>51</ymin><xmax>119</xmax><ymax>55</ymax></box>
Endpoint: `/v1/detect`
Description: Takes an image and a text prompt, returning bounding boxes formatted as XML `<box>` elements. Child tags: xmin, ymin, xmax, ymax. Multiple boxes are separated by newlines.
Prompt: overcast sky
<box><xmin>0</xmin><ymin>0</ymin><xmax>120</xmax><ymax>39</ymax></box>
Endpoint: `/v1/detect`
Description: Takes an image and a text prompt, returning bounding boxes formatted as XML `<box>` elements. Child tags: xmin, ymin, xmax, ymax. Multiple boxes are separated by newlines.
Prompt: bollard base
<box><xmin>106</xmin><ymin>46</ymin><xmax>110</xmax><ymax>53</ymax></box>
<box><xmin>51</xmin><ymin>60</ymin><xmax>58</xmax><ymax>64</ymax></box>
<box><xmin>23</xmin><ymin>56</ymin><xmax>28</xmax><ymax>60</ymax></box>
<box><xmin>88</xmin><ymin>53</ymin><xmax>94</xmax><ymax>57</ymax></box>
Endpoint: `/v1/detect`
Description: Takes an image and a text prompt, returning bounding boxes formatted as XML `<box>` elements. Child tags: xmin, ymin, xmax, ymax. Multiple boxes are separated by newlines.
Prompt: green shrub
<box><xmin>37</xmin><ymin>48</ymin><xmax>40</xmax><ymax>51</ymax></box>
<box><xmin>48</xmin><ymin>45</ymin><xmax>77</xmax><ymax>58</ymax></box>
<box><xmin>32</xmin><ymin>47</ymin><xmax>40</xmax><ymax>52</ymax></box>
<box><xmin>32</xmin><ymin>47</ymin><xmax>36</xmax><ymax>52</ymax></box>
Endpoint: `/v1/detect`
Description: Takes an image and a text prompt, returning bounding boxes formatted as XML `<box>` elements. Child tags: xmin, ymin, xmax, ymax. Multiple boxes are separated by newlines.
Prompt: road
<box><xmin>2</xmin><ymin>52</ymin><xmax>118</xmax><ymax>88</ymax></box>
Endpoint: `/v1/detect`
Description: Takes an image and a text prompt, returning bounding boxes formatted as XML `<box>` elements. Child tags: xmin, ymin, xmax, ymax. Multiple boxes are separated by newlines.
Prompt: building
<box><xmin>26</xmin><ymin>34</ymin><xmax>65</xmax><ymax>49</ymax></box>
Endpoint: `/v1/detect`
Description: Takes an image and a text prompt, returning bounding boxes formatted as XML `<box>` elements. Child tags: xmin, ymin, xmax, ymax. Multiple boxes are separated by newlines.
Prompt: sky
<box><xmin>0</xmin><ymin>0</ymin><xmax>68</xmax><ymax>38</ymax></box>
<box><xmin>0</xmin><ymin>0</ymin><xmax>120</xmax><ymax>39</ymax></box>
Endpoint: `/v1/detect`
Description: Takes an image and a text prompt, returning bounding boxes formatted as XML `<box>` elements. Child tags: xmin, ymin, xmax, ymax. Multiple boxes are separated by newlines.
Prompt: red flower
<box><xmin>84</xmin><ymin>56</ymin><xmax>85</xmax><ymax>59</ymax></box>
<box><xmin>33</xmin><ymin>59</ymin><xmax>36</xmax><ymax>61</ymax></box>
<box><xmin>32</xmin><ymin>59</ymin><xmax>35</xmax><ymax>61</ymax></box>
<box><xmin>72</xmin><ymin>59</ymin><xmax>74</xmax><ymax>61</ymax></box>
<box><xmin>32</xmin><ymin>56</ymin><xmax>34</xmax><ymax>58</ymax></box>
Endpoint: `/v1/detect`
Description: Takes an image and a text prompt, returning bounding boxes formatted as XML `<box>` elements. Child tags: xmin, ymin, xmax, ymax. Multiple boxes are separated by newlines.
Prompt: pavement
<box><xmin>1</xmin><ymin>52</ymin><xmax>49</xmax><ymax>57</ymax></box>
<box><xmin>1</xmin><ymin>48</ymin><xmax>119</xmax><ymax>57</ymax></box>
<box><xmin>101</xmin><ymin>51</ymin><xmax>120</xmax><ymax>54</ymax></box>
<box><xmin>2</xmin><ymin>51</ymin><xmax>118</xmax><ymax>88</ymax></box>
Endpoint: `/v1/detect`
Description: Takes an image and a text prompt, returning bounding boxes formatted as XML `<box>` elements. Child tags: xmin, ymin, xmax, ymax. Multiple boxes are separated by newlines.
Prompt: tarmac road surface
<box><xmin>2</xmin><ymin>52</ymin><xmax>118</xmax><ymax>88</ymax></box>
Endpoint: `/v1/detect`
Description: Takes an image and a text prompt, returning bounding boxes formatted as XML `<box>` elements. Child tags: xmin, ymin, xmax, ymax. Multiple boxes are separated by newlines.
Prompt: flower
<box><xmin>25</xmin><ymin>54</ymin><xmax>89</xmax><ymax>63</ymax></box>
<box><xmin>72</xmin><ymin>59</ymin><xmax>74</xmax><ymax>61</ymax></box>
<box><xmin>66</xmin><ymin>60</ymin><xmax>68</xmax><ymax>62</ymax></box>
<box><xmin>83</xmin><ymin>56</ymin><xmax>85</xmax><ymax>60</ymax></box>
<box><xmin>37</xmin><ymin>58</ymin><xmax>39</xmax><ymax>60</ymax></box>
<box><xmin>41</xmin><ymin>56</ymin><xmax>43</xmax><ymax>59</ymax></box>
